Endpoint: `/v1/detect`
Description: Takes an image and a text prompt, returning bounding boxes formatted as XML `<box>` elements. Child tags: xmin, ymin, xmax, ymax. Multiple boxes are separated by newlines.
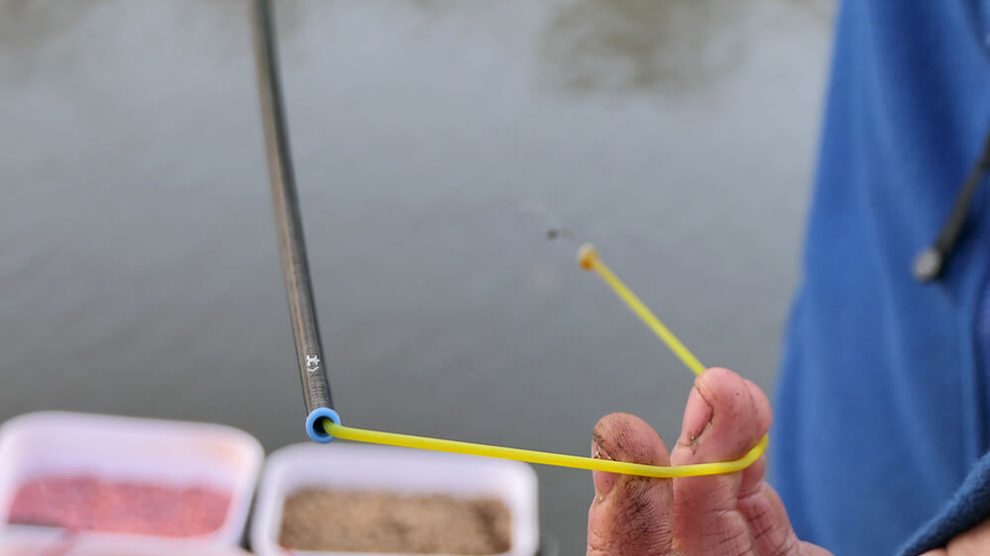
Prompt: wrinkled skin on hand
<box><xmin>586</xmin><ymin>367</ymin><xmax>831</xmax><ymax>556</ymax></box>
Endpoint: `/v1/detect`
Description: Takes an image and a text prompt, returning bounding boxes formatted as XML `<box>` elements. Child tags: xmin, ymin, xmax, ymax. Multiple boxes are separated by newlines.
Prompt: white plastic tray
<box><xmin>251</xmin><ymin>443</ymin><xmax>539</xmax><ymax>556</ymax></box>
<box><xmin>0</xmin><ymin>536</ymin><xmax>252</xmax><ymax>556</ymax></box>
<box><xmin>0</xmin><ymin>412</ymin><xmax>264</xmax><ymax>552</ymax></box>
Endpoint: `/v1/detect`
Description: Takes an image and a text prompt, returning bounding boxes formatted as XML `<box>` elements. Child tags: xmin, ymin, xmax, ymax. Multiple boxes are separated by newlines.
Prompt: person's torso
<box><xmin>772</xmin><ymin>2</ymin><xmax>990</xmax><ymax>554</ymax></box>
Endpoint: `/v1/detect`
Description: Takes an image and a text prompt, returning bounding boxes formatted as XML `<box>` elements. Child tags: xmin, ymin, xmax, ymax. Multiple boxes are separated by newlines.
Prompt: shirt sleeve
<box><xmin>900</xmin><ymin>452</ymin><xmax>990</xmax><ymax>555</ymax></box>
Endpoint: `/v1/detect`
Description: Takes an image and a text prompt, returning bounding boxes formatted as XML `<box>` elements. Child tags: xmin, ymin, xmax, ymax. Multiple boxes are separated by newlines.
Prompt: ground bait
<box><xmin>279</xmin><ymin>488</ymin><xmax>511</xmax><ymax>554</ymax></box>
<box><xmin>8</xmin><ymin>474</ymin><xmax>231</xmax><ymax>537</ymax></box>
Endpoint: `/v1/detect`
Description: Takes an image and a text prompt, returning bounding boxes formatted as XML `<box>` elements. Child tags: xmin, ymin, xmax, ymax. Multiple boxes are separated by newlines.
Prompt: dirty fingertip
<box><xmin>590</xmin><ymin>413</ymin><xmax>670</xmax><ymax>500</ymax></box>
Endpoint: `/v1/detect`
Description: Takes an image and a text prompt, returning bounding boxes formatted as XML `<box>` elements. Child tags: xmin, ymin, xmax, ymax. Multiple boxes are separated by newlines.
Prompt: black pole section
<box><xmin>251</xmin><ymin>0</ymin><xmax>335</xmax><ymax>429</ymax></box>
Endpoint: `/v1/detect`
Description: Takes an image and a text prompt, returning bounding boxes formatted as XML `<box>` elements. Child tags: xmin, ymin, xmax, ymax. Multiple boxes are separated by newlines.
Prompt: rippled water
<box><xmin>0</xmin><ymin>0</ymin><xmax>831</xmax><ymax>551</ymax></box>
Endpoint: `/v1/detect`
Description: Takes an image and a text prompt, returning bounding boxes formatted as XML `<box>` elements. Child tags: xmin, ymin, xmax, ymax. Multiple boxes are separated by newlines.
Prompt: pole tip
<box><xmin>577</xmin><ymin>243</ymin><xmax>598</xmax><ymax>271</ymax></box>
<box><xmin>305</xmin><ymin>407</ymin><xmax>341</xmax><ymax>444</ymax></box>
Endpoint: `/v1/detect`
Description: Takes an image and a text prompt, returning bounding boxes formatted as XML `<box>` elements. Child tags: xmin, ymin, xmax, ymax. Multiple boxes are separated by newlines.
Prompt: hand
<box><xmin>921</xmin><ymin>520</ymin><xmax>990</xmax><ymax>555</ymax></box>
<box><xmin>587</xmin><ymin>367</ymin><xmax>831</xmax><ymax>555</ymax></box>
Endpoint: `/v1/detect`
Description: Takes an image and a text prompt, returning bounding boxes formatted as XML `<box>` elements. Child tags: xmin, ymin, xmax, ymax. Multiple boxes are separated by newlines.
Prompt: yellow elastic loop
<box><xmin>325</xmin><ymin>421</ymin><xmax>767</xmax><ymax>478</ymax></box>
<box><xmin>325</xmin><ymin>243</ymin><xmax>767</xmax><ymax>477</ymax></box>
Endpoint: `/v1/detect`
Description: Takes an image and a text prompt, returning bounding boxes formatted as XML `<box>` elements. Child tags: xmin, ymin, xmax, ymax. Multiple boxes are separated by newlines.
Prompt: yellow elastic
<box><xmin>325</xmin><ymin>243</ymin><xmax>768</xmax><ymax>478</ymax></box>
<box><xmin>576</xmin><ymin>244</ymin><xmax>706</xmax><ymax>376</ymax></box>
<box><xmin>325</xmin><ymin>421</ymin><xmax>767</xmax><ymax>478</ymax></box>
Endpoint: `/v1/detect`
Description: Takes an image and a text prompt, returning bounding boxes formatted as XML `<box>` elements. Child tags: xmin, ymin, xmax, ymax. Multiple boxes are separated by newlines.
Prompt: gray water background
<box><xmin>0</xmin><ymin>0</ymin><xmax>832</xmax><ymax>552</ymax></box>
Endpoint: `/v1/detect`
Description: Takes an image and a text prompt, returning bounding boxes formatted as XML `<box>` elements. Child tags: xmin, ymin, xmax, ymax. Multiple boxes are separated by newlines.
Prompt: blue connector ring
<box><xmin>305</xmin><ymin>407</ymin><xmax>341</xmax><ymax>443</ymax></box>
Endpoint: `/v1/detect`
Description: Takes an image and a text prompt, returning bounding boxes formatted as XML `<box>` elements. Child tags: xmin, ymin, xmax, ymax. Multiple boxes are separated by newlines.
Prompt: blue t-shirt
<box><xmin>772</xmin><ymin>1</ymin><xmax>990</xmax><ymax>555</ymax></box>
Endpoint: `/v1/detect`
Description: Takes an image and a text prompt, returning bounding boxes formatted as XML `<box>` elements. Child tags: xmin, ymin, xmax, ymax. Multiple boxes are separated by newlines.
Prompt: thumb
<box><xmin>670</xmin><ymin>367</ymin><xmax>803</xmax><ymax>555</ymax></box>
<box><xmin>587</xmin><ymin>413</ymin><xmax>674</xmax><ymax>556</ymax></box>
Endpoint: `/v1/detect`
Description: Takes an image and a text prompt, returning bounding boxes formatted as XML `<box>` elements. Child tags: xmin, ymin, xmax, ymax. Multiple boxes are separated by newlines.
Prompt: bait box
<box><xmin>0</xmin><ymin>537</ymin><xmax>252</xmax><ymax>555</ymax></box>
<box><xmin>251</xmin><ymin>442</ymin><xmax>540</xmax><ymax>556</ymax></box>
<box><xmin>0</xmin><ymin>411</ymin><xmax>263</xmax><ymax>551</ymax></box>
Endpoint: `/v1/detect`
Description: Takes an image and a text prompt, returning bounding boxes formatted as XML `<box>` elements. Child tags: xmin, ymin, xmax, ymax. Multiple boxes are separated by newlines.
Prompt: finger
<box><xmin>944</xmin><ymin>518</ymin><xmax>990</xmax><ymax>555</ymax></box>
<box><xmin>733</xmin><ymin>381</ymin><xmax>802</xmax><ymax>555</ymax></box>
<box><xmin>669</xmin><ymin>368</ymin><xmax>777</xmax><ymax>555</ymax></box>
<box><xmin>587</xmin><ymin>412</ymin><xmax>674</xmax><ymax>556</ymax></box>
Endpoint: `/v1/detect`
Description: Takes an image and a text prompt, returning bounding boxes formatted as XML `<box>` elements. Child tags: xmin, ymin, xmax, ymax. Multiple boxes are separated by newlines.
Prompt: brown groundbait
<box><xmin>279</xmin><ymin>488</ymin><xmax>512</xmax><ymax>554</ymax></box>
